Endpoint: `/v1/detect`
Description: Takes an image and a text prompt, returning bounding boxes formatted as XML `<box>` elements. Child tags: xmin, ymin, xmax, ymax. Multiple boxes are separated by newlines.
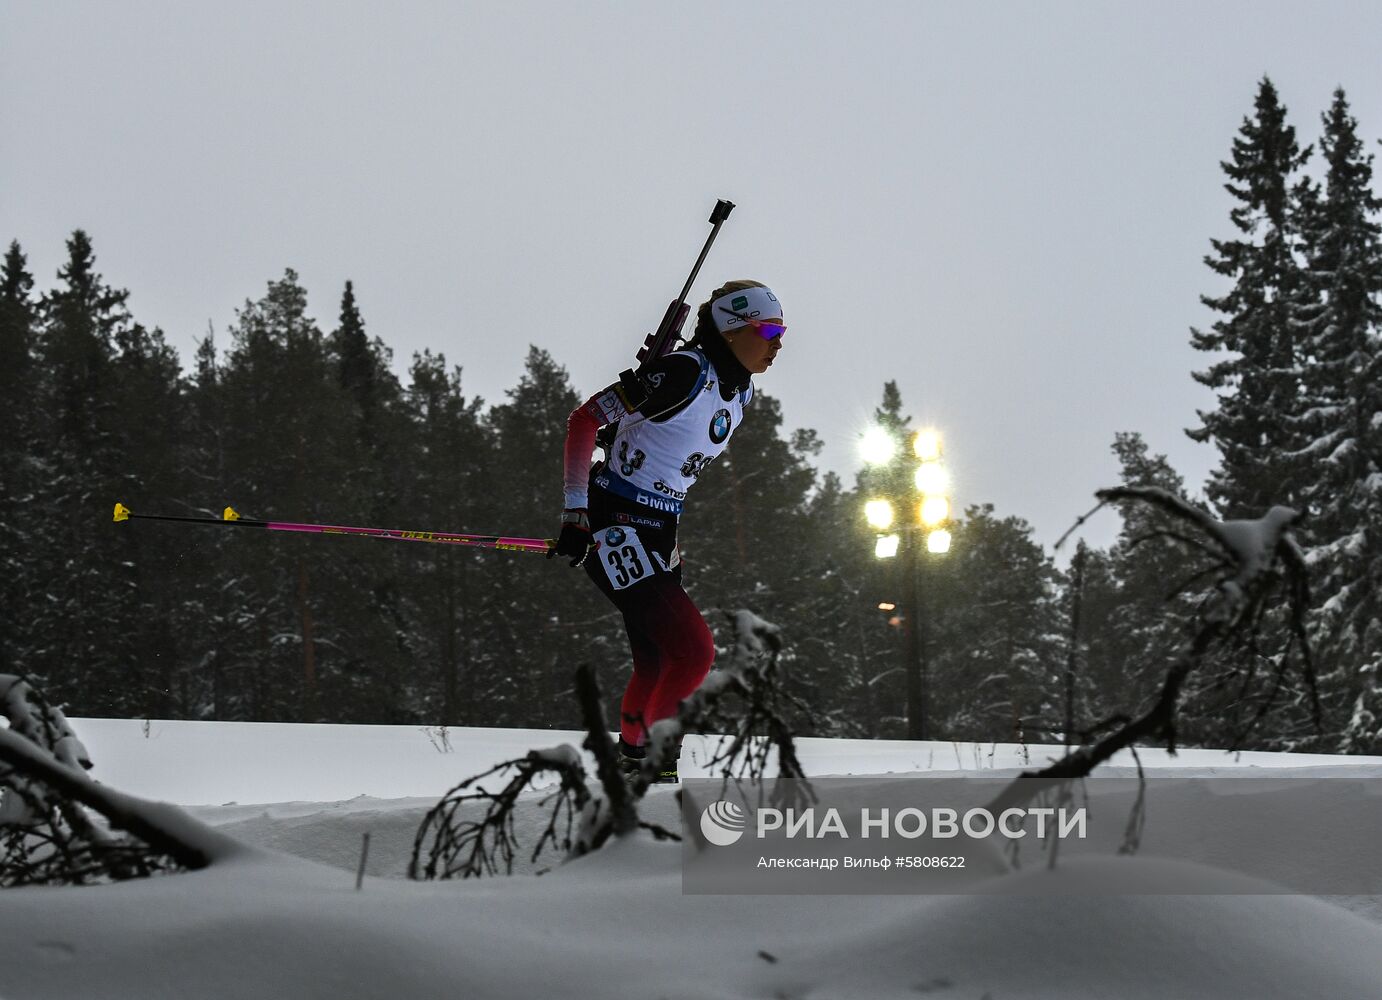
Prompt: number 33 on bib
<box><xmin>596</xmin><ymin>526</ymin><xmax>658</xmax><ymax>591</ymax></box>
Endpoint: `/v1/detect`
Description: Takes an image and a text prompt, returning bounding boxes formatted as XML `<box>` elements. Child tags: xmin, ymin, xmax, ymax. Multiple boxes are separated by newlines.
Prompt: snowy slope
<box><xmin>5</xmin><ymin>819</ymin><xmax>1382</xmax><ymax>1000</ymax></box>
<box><xmin>4</xmin><ymin>720</ymin><xmax>1382</xmax><ymax>1000</ymax></box>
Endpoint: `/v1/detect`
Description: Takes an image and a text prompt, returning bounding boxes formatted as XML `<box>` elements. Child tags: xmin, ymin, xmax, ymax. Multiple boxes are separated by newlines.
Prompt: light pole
<box><xmin>862</xmin><ymin>426</ymin><xmax>953</xmax><ymax>741</ymax></box>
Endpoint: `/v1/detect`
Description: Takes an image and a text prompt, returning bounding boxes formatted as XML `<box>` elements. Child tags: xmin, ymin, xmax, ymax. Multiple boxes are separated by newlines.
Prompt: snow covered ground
<box><xmin>61</xmin><ymin>716</ymin><xmax>1372</xmax><ymax>805</ymax></box>
<box><xmin>4</xmin><ymin>720</ymin><xmax>1382</xmax><ymax>999</ymax></box>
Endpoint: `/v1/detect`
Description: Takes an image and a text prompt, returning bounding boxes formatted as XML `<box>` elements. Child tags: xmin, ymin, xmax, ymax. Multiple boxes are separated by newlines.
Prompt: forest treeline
<box><xmin>1</xmin><ymin>77</ymin><xmax>1378</xmax><ymax>752</ymax></box>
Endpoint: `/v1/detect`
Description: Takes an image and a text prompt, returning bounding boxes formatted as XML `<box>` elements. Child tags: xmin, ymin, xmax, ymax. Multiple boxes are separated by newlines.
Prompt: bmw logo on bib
<box><xmin>709</xmin><ymin>408</ymin><xmax>732</xmax><ymax>444</ymax></box>
<box><xmin>604</xmin><ymin>527</ymin><xmax>626</xmax><ymax>546</ymax></box>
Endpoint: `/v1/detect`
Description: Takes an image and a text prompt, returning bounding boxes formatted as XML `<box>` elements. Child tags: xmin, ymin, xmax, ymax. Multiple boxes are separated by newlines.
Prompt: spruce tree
<box><xmin>30</xmin><ymin>232</ymin><xmax>140</xmax><ymax>713</ymax></box>
<box><xmin>106</xmin><ymin>314</ymin><xmax>192</xmax><ymax>719</ymax></box>
<box><xmin>327</xmin><ymin>280</ymin><xmax>409</xmax><ymax>487</ymax></box>
<box><xmin>927</xmin><ymin>505</ymin><xmax>1059</xmax><ymax>743</ymax></box>
<box><xmin>183</xmin><ymin>331</ymin><xmax>239</xmax><ymax>718</ymax></box>
<box><xmin>1189</xmin><ymin>77</ymin><xmax>1314</xmax><ymax>518</ymax></box>
<box><xmin>330</xmin><ymin>281</ymin><xmax>378</xmax><ymax>429</ymax></box>
<box><xmin>0</xmin><ymin>241</ymin><xmax>37</xmax><ymax>676</ymax></box>
<box><xmin>321</xmin><ymin>281</ymin><xmax>414</xmax><ymax>718</ymax></box>
<box><xmin>0</xmin><ymin>241</ymin><xmax>35</xmax><ymax>394</ymax></box>
<box><xmin>1078</xmin><ymin>435</ymin><xmax>1202</xmax><ymax>729</ymax></box>
<box><xmin>788</xmin><ymin>469</ymin><xmax>888</xmax><ymax>738</ymax></box>
<box><xmin>1289</xmin><ymin>89</ymin><xmax>1382</xmax><ymax>751</ymax></box>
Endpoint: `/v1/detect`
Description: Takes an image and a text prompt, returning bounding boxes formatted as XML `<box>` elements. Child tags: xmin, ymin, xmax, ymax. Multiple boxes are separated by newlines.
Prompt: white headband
<box><xmin>712</xmin><ymin>286</ymin><xmax>783</xmax><ymax>334</ymax></box>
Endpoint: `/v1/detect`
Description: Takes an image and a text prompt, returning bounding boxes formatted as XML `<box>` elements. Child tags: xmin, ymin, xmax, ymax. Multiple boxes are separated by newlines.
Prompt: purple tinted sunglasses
<box><xmin>719</xmin><ymin>307</ymin><xmax>786</xmax><ymax>341</ymax></box>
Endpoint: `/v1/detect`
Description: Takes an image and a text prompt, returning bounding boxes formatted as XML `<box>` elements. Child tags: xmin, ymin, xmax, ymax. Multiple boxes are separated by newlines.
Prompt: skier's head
<box><xmin>692</xmin><ymin>279</ymin><xmax>784</xmax><ymax>375</ymax></box>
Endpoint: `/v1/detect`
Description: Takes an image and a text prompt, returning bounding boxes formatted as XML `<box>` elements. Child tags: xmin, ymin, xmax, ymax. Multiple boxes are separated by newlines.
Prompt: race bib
<box><xmin>596</xmin><ymin>525</ymin><xmax>654</xmax><ymax>591</ymax></box>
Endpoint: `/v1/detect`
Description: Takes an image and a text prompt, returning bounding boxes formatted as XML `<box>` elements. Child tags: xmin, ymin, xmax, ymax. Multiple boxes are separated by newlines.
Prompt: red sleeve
<box><xmin>562</xmin><ymin>386</ymin><xmax>628</xmax><ymax>509</ymax></box>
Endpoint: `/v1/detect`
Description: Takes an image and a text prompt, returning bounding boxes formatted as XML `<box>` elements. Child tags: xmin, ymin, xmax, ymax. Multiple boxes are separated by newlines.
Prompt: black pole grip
<box><xmin>709</xmin><ymin>200</ymin><xmax>735</xmax><ymax>225</ymax></box>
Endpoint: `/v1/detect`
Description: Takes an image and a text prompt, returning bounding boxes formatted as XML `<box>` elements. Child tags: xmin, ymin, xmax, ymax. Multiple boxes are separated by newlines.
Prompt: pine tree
<box><xmin>1288</xmin><ymin>89</ymin><xmax>1382</xmax><ymax>751</ymax></box>
<box><xmin>400</xmin><ymin>350</ymin><xmax>498</xmax><ymax>726</ymax></box>
<box><xmin>1189</xmin><ymin>77</ymin><xmax>1315</xmax><ymax>518</ymax></box>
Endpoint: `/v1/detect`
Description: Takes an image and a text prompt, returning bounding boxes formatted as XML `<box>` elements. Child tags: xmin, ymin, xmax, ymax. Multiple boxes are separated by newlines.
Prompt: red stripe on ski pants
<box><xmin>612</xmin><ymin>576</ymin><xmax>715</xmax><ymax>747</ymax></box>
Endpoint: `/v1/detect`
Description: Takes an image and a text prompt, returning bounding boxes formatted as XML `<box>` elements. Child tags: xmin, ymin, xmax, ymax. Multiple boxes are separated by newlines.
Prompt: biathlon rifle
<box><xmin>613</xmin><ymin>198</ymin><xmax>735</xmax><ymax>413</ymax></box>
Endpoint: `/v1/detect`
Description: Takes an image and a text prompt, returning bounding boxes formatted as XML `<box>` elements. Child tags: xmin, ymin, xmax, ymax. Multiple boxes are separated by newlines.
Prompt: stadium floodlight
<box><xmin>927</xmin><ymin>529</ymin><xmax>952</xmax><ymax>554</ymax></box>
<box><xmin>920</xmin><ymin>495</ymin><xmax>950</xmax><ymax>527</ymax></box>
<box><xmin>875</xmin><ymin>534</ymin><xmax>901</xmax><ymax>559</ymax></box>
<box><xmin>859</xmin><ymin>426</ymin><xmax>899</xmax><ymax>466</ymax></box>
<box><xmin>864</xmin><ymin>498</ymin><xmax>895</xmax><ymax>530</ymax></box>
<box><xmin>914</xmin><ymin>460</ymin><xmax>949</xmax><ymax>495</ymax></box>
<box><xmin>913</xmin><ymin>428</ymin><xmax>942</xmax><ymax>462</ymax></box>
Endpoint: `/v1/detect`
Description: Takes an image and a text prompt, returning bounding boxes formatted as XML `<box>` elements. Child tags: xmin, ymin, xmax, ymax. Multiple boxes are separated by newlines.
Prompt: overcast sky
<box><xmin>5</xmin><ymin>1</ymin><xmax>1382</xmax><ymax>555</ymax></box>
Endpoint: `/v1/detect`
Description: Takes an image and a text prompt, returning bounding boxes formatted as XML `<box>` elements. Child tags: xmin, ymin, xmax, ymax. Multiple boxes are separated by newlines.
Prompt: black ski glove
<box><xmin>548</xmin><ymin>508</ymin><xmax>593</xmax><ymax>567</ymax></box>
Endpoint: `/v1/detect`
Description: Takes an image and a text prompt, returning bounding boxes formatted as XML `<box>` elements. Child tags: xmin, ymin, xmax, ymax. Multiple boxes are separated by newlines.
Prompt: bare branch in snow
<box><xmin>408</xmin><ymin>742</ymin><xmax>591</xmax><ymax>880</ymax></box>
<box><xmin>409</xmin><ymin>662</ymin><xmax>682</xmax><ymax>880</ymax></box>
<box><xmin>412</xmin><ymin>610</ymin><xmax>815</xmax><ymax>875</ymax></box>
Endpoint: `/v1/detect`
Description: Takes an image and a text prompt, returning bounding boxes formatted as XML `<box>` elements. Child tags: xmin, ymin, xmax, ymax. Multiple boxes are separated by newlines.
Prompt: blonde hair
<box><xmin>687</xmin><ymin>279</ymin><xmax>769</xmax><ymax>347</ymax></box>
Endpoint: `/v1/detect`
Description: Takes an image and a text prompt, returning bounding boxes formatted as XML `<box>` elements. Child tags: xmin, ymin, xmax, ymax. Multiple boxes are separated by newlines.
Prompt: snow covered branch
<box><xmin>990</xmin><ymin>490</ymin><xmax>1318</xmax><ymax>817</ymax></box>
<box><xmin>0</xmin><ymin>675</ymin><xmax>246</xmax><ymax>885</ymax></box>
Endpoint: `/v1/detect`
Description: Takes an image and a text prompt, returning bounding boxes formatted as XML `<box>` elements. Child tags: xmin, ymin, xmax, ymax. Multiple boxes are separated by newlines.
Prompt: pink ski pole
<box><xmin>114</xmin><ymin>503</ymin><xmax>556</xmax><ymax>555</ymax></box>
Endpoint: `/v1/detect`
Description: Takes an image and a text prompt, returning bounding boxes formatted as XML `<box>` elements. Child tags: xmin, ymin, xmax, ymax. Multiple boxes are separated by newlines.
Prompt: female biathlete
<box><xmin>548</xmin><ymin>280</ymin><xmax>785</xmax><ymax>782</ymax></box>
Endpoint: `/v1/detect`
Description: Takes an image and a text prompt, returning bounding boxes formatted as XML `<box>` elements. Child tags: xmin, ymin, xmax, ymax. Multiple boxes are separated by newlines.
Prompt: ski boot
<box><xmin>651</xmin><ymin>739</ymin><xmax>683</xmax><ymax>784</ymax></box>
<box><xmin>618</xmin><ymin>737</ymin><xmax>682</xmax><ymax>785</ymax></box>
<box><xmin>618</xmin><ymin>737</ymin><xmax>647</xmax><ymax>784</ymax></box>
